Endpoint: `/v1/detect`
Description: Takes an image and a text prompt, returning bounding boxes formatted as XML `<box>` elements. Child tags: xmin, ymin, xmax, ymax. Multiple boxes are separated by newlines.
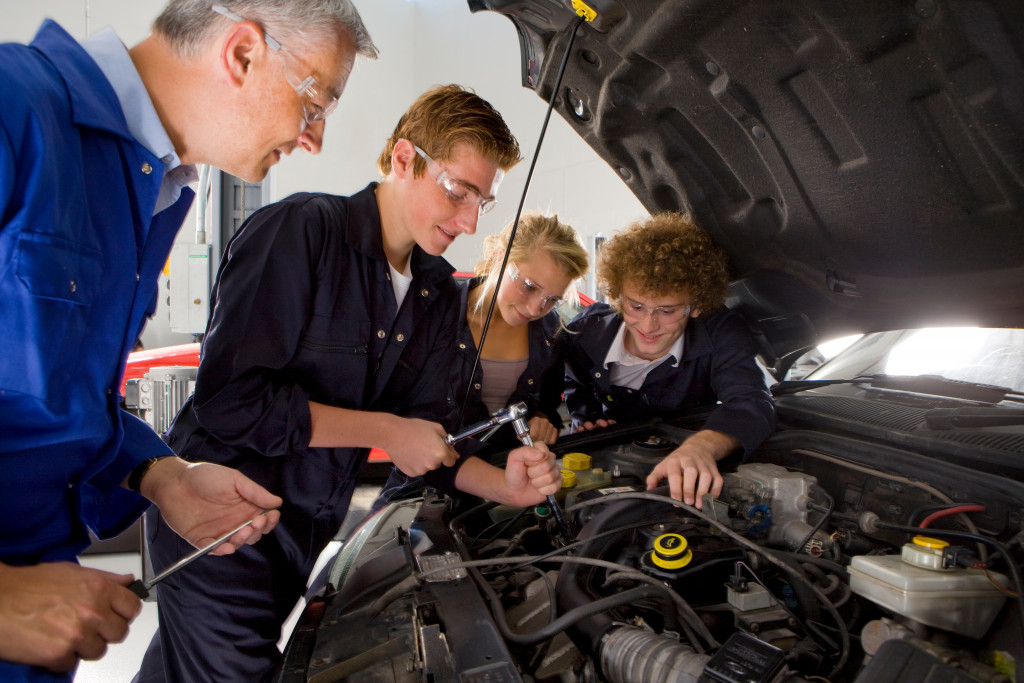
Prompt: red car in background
<box><xmin>121</xmin><ymin>342</ymin><xmax>201</xmax><ymax>395</ymax></box>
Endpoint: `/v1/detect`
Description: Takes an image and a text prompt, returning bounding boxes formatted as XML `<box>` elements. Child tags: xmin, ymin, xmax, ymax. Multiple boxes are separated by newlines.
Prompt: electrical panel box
<box><xmin>168</xmin><ymin>242</ymin><xmax>212</xmax><ymax>334</ymax></box>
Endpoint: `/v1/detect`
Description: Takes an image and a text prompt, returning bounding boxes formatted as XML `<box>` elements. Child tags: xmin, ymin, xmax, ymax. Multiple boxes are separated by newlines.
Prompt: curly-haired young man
<box><xmin>565</xmin><ymin>212</ymin><xmax>775</xmax><ymax>508</ymax></box>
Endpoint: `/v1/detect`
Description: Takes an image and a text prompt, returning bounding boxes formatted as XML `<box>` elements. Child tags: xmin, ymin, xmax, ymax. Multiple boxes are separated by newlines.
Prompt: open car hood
<box><xmin>469</xmin><ymin>0</ymin><xmax>1024</xmax><ymax>362</ymax></box>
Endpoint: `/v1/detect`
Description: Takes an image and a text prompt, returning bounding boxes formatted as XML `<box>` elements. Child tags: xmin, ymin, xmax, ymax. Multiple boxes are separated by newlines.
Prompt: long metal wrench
<box><xmin>446</xmin><ymin>403</ymin><xmax>572</xmax><ymax>544</ymax></box>
<box><xmin>128</xmin><ymin>518</ymin><xmax>254</xmax><ymax>598</ymax></box>
<box><xmin>509</xmin><ymin>416</ymin><xmax>572</xmax><ymax>545</ymax></box>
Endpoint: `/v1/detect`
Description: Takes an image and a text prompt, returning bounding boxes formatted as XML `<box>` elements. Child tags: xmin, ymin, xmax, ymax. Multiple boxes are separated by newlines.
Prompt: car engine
<box><xmin>275</xmin><ymin>420</ymin><xmax>1023</xmax><ymax>683</ymax></box>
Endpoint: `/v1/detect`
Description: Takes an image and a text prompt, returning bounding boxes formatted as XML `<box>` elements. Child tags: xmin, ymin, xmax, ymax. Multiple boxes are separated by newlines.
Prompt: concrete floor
<box><xmin>74</xmin><ymin>484</ymin><xmax>382</xmax><ymax>682</ymax></box>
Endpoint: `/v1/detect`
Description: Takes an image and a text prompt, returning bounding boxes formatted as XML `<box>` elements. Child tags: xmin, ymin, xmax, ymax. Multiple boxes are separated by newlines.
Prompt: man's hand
<box><xmin>380</xmin><ymin>416</ymin><xmax>458</xmax><ymax>477</ymax></box>
<box><xmin>308</xmin><ymin>404</ymin><xmax>456</xmax><ymax>476</ymax></box>
<box><xmin>504</xmin><ymin>443</ymin><xmax>562</xmax><ymax>504</ymax></box>
<box><xmin>645</xmin><ymin>430</ymin><xmax>740</xmax><ymax>508</ymax></box>
<box><xmin>454</xmin><ymin>445</ymin><xmax>562</xmax><ymax>507</ymax></box>
<box><xmin>141</xmin><ymin>458</ymin><xmax>282</xmax><ymax>555</ymax></box>
<box><xmin>0</xmin><ymin>562</ymin><xmax>141</xmax><ymax>672</ymax></box>
<box><xmin>527</xmin><ymin>416</ymin><xmax>559</xmax><ymax>445</ymax></box>
<box><xmin>571</xmin><ymin>418</ymin><xmax>616</xmax><ymax>433</ymax></box>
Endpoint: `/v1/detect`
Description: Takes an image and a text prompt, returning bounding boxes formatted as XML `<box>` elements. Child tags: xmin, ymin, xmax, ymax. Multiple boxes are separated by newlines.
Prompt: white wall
<box><xmin>4</xmin><ymin>0</ymin><xmax>647</xmax><ymax>348</ymax></box>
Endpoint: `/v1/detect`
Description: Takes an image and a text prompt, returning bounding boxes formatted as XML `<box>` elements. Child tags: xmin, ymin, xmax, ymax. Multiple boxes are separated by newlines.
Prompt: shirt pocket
<box><xmin>0</xmin><ymin>232</ymin><xmax>102</xmax><ymax>399</ymax></box>
<box><xmin>295</xmin><ymin>315</ymin><xmax>372</xmax><ymax>408</ymax></box>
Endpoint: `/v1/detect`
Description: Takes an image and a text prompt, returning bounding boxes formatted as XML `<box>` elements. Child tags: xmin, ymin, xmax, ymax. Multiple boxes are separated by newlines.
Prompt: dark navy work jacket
<box><xmin>564</xmin><ymin>303</ymin><xmax>775</xmax><ymax>455</ymax></box>
<box><xmin>165</xmin><ymin>185</ymin><xmax>463</xmax><ymax>575</ymax></box>
<box><xmin>377</xmin><ymin>278</ymin><xmax>568</xmax><ymax>503</ymax></box>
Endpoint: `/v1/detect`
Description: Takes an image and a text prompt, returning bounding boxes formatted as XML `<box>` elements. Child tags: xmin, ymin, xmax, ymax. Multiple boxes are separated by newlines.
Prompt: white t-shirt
<box><xmin>389</xmin><ymin>259</ymin><xmax>413</xmax><ymax>308</ymax></box>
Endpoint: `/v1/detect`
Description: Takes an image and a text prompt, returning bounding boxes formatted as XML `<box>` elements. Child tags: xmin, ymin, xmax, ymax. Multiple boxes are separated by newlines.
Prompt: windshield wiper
<box><xmin>925</xmin><ymin>406</ymin><xmax>1024</xmax><ymax>429</ymax></box>
<box><xmin>772</xmin><ymin>373</ymin><xmax>1016</xmax><ymax>404</ymax></box>
<box><xmin>771</xmin><ymin>374</ymin><xmax>884</xmax><ymax>397</ymax></box>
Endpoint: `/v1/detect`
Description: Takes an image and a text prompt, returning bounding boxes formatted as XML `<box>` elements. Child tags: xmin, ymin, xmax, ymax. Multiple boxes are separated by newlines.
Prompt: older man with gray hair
<box><xmin>0</xmin><ymin>2</ymin><xmax>377</xmax><ymax>680</ymax></box>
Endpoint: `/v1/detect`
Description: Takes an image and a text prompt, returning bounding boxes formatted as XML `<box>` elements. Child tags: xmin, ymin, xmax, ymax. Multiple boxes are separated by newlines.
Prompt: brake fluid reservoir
<box><xmin>563</xmin><ymin>452</ymin><xmax>592</xmax><ymax>470</ymax></box>
<box><xmin>901</xmin><ymin>535</ymin><xmax>952</xmax><ymax>571</ymax></box>
<box><xmin>849</xmin><ymin>537</ymin><xmax>1008</xmax><ymax>639</ymax></box>
<box><xmin>557</xmin><ymin>452</ymin><xmax>612</xmax><ymax>504</ymax></box>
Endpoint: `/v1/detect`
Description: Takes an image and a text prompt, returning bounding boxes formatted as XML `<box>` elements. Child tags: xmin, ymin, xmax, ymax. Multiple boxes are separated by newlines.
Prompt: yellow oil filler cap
<box><xmin>562</xmin><ymin>452</ymin><xmax>592</xmax><ymax>470</ymax></box>
<box><xmin>651</xmin><ymin>533</ymin><xmax>693</xmax><ymax>570</ymax></box>
<box><xmin>902</xmin><ymin>535</ymin><xmax>951</xmax><ymax>571</ymax></box>
<box><xmin>561</xmin><ymin>468</ymin><xmax>577</xmax><ymax>488</ymax></box>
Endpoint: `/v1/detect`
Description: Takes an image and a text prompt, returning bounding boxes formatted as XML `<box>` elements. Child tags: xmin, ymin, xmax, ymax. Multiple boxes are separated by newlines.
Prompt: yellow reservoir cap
<box><xmin>651</xmin><ymin>533</ymin><xmax>693</xmax><ymax>570</ymax></box>
<box><xmin>562</xmin><ymin>452</ymin><xmax>592</xmax><ymax>470</ymax></box>
<box><xmin>912</xmin><ymin>536</ymin><xmax>950</xmax><ymax>549</ymax></box>
<box><xmin>571</xmin><ymin>0</ymin><xmax>597</xmax><ymax>22</ymax></box>
<box><xmin>561</xmin><ymin>469</ymin><xmax>576</xmax><ymax>488</ymax></box>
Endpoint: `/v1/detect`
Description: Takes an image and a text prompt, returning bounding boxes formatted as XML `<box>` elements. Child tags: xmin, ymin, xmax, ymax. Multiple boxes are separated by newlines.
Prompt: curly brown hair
<box><xmin>378</xmin><ymin>85</ymin><xmax>521</xmax><ymax>177</ymax></box>
<box><xmin>598</xmin><ymin>212</ymin><xmax>730</xmax><ymax>316</ymax></box>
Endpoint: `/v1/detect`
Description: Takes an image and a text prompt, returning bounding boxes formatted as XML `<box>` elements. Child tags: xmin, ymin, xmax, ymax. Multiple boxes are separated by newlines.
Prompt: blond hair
<box><xmin>472</xmin><ymin>212</ymin><xmax>589</xmax><ymax>317</ymax></box>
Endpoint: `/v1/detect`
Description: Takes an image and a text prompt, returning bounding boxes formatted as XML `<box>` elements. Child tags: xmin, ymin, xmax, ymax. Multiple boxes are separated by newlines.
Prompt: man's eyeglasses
<box><xmin>413</xmin><ymin>145</ymin><xmax>498</xmax><ymax>216</ymax></box>
<box><xmin>212</xmin><ymin>5</ymin><xmax>338</xmax><ymax>128</ymax></box>
<box><xmin>620</xmin><ymin>295</ymin><xmax>691</xmax><ymax>323</ymax></box>
<box><xmin>507</xmin><ymin>261</ymin><xmax>563</xmax><ymax>310</ymax></box>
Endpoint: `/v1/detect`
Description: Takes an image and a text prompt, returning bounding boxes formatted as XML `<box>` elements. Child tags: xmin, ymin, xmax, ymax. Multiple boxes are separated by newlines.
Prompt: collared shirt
<box><xmin>603</xmin><ymin>321</ymin><xmax>685</xmax><ymax>390</ymax></box>
<box><xmin>564</xmin><ymin>303</ymin><xmax>776</xmax><ymax>456</ymax></box>
<box><xmin>83</xmin><ymin>28</ymin><xmax>198</xmax><ymax>214</ymax></box>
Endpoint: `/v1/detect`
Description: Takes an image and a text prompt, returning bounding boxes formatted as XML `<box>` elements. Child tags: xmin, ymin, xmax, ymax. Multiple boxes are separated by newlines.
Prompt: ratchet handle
<box><xmin>512</xmin><ymin>416</ymin><xmax>572</xmax><ymax>545</ymax></box>
<box><xmin>128</xmin><ymin>578</ymin><xmax>150</xmax><ymax>599</ymax></box>
<box><xmin>446</xmin><ymin>403</ymin><xmax>530</xmax><ymax>445</ymax></box>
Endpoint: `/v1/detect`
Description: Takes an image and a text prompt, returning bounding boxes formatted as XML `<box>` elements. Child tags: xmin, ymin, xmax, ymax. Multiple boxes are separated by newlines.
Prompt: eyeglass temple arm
<box><xmin>211</xmin><ymin>5</ymin><xmax>282</xmax><ymax>51</ymax></box>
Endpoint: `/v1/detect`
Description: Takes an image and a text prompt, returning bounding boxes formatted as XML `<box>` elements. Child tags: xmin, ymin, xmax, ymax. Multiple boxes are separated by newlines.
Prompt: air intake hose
<box><xmin>600</xmin><ymin>626</ymin><xmax>710</xmax><ymax>683</ymax></box>
<box><xmin>555</xmin><ymin>487</ymin><xmax>689</xmax><ymax>656</ymax></box>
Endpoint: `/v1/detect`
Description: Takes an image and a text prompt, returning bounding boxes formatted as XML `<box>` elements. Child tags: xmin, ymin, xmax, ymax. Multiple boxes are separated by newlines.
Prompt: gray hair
<box><xmin>154</xmin><ymin>0</ymin><xmax>379</xmax><ymax>61</ymax></box>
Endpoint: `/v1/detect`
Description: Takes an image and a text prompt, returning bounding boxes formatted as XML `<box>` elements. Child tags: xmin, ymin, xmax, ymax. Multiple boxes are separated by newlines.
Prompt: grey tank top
<box><xmin>480</xmin><ymin>356</ymin><xmax>529</xmax><ymax>413</ymax></box>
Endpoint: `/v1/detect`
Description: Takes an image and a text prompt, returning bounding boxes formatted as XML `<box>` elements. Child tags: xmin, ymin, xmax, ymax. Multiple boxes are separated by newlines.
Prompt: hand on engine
<box><xmin>505</xmin><ymin>442</ymin><xmax>561</xmax><ymax>503</ymax></box>
<box><xmin>645</xmin><ymin>429</ymin><xmax>739</xmax><ymax>508</ymax></box>
<box><xmin>454</xmin><ymin>445</ymin><xmax>561</xmax><ymax>508</ymax></box>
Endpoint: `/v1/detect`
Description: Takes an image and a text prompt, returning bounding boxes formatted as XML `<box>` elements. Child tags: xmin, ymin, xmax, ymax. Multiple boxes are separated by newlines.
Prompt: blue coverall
<box><xmin>0</xmin><ymin>21</ymin><xmax>191</xmax><ymax>683</ymax></box>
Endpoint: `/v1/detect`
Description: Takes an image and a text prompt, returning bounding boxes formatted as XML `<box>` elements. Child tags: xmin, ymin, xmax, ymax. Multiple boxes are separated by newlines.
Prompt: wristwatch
<box><xmin>128</xmin><ymin>456</ymin><xmax>172</xmax><ymax>493</ymax></box>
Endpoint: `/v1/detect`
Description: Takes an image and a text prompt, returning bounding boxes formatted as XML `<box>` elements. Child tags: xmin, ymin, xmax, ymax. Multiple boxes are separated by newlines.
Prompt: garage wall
<box><xmin>3</xmin><ymin>0</ymin><xmax>647</xmax><ymax>349</ymax></box>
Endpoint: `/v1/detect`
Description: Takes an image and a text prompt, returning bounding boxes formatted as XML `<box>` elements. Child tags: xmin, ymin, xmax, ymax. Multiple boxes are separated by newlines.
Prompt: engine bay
<box><xmin>275</xmin><ymin>421</ymin><xmax>1023</xmax><ymax>682</ymax></box>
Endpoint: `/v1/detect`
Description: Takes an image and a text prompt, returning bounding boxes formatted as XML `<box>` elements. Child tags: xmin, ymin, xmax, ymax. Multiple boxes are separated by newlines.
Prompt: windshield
<box><xmin>803</xmin><ymin>328</ymin><xmax>1024</xmax><ymax>394</ymax></box>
